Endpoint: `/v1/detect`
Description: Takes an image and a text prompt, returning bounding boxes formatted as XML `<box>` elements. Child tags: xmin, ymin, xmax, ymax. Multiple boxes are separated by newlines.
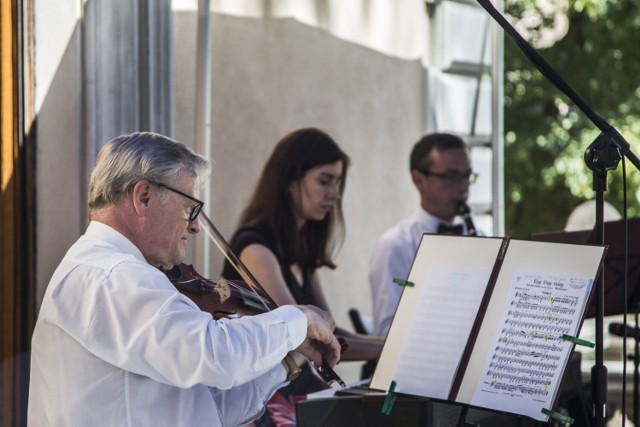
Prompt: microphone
<box><xmin>458</xmin><ymin>202</ymin><xmax>477</xmax><ymax>236</ymax></box>
<box><xmin>609</xmin><ymin>322</ymin><xmax>640</xmax><ymax>340</ymax></box>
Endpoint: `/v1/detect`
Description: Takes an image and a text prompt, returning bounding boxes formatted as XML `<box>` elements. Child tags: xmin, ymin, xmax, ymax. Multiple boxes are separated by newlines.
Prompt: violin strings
<box><xmin>198</xmin><ymin>213</ymin><xmax>346</xmax><ymax>387</ymax></box>
<box><xmin>199</xmin><ymin>212</ymin><xmax>274</xmax><ymax>312</ymax></box>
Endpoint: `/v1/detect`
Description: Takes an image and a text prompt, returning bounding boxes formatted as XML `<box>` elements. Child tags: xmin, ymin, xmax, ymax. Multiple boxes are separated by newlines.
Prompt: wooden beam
<box><xmin>1</xmin><ymin>0</ymin><xmax>34</xmax><ymax>425</ymax></box>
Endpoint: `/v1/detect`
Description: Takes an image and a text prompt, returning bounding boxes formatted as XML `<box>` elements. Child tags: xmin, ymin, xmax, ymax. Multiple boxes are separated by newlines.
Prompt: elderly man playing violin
<box><xmin>27</xmin><ymin>132</ymin><xmax>342</xmax><ymax>427</ymax></box>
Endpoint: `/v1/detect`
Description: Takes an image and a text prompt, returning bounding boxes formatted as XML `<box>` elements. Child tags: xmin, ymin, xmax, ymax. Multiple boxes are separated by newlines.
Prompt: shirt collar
<box><xmin>416</xmin><ymin>208</ymin><xmax>463</xmax><ymax>228</ymax></box>
<box><xmin>415</xmin><ymin>209</ymin><xmax>445</xmax><ymax>230</ymax></box>
<box><xmin>85</xmin><ymin>220</ymin><xmax>148</xmax><ymax>264</ymax></box>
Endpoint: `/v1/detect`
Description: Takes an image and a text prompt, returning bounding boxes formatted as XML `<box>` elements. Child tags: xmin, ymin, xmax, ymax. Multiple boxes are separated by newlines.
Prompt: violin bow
<box><xmin>199</xmin><ymin>212</ymin><xmax>275</xmax><ymax>311</ymax></box>
<box><xmin>198</xmin><ymin>212</ymin><xmax>347</xmax><ymax>388</ymax></box>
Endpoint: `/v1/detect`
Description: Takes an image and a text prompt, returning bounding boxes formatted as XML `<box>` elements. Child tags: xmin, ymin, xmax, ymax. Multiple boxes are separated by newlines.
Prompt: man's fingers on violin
<box><xmin>296</xmin><ymin>305</ymin><xmax>336</xmax><ymax>332</ymax></box>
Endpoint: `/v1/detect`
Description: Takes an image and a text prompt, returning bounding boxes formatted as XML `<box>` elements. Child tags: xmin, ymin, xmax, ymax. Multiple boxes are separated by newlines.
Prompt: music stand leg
<box><xmin>456</xmin><ymin>406</ymin><xmax>480</xmax><ymax>427</ymax></box>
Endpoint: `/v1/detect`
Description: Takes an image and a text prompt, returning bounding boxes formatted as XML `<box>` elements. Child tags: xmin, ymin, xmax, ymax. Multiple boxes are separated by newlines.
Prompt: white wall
<box><xmin>174</xmin><ymin>11</ymin><xmax>426</xmax><ymax>379</ymax></box>
<box><xmin>33</xmin><ymin>0</ymin><xmax>84</xmax><ymax>305</ymax></box>
<box><xmin>34</xmin><ymin>0</ymin><xmax>173</xmax><ymax>304</ymax></box>
<box><xmin>32</xmin><ymin>1</ymin><xmax>496</xmax><ymax>382</ymax></box>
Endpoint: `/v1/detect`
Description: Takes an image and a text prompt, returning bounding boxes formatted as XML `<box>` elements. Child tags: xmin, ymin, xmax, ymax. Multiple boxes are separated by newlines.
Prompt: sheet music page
<box><xmin>469</xmin><ymin>271</ymin><xmax>590</xmax><ymax>420</ymax></box>
<box><xmin>392</xmin><ymin>265</ymin><xmax>493</xmax><ymax>399</ymax></box>
<box><xmin>370</xmin><ymin>235</ymin><xmax>505</xmax><ymax>396</ymax></box>
<box><xmin>456</xmin><ymin>239</ymin><xmax>604</xmax><ymax>422</ymax></box>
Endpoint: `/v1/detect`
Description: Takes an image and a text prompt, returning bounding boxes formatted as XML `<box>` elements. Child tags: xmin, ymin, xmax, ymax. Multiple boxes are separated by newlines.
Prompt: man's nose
<box><xmin>188</xmin><ymin>217</ymin><xmax>201</xmax><ymax>233</ymax></box>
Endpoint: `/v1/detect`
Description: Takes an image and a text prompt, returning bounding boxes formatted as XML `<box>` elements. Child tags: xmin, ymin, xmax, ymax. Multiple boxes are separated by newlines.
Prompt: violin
<box><xmin>163</xmin><ymin>212</ymin><xmax>347</xmax><ymax>388</ymax></box>
<box><xmin>164</xmin><ymin>263</ymin><xmax>277</xmax><ymax>319</ymax></box>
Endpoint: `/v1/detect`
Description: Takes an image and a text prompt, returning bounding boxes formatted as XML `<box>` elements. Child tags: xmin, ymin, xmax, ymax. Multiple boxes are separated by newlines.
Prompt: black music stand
<box><xmin>530</xmin><ymin>218</ymin><xmax>640</xmax><ymax>318</ymax></box>
<box><xmin>532</xmin><ymin>218</ymin><xmax>640</xmax><ymax>424</ymax></box>
<box><xmin>474</xmin><ymin>0</ymin><xmax>640</xmax><ymax>422</ymax></box>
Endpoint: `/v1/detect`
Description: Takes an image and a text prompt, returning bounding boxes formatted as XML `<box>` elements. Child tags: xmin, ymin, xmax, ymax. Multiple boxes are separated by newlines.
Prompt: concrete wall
<box><xmin>33</xmin><ymin>1</ymin><xmax>84</xmax><ymax>307</ymax></box>
<box><xmin>34</xmin><ymin>4</ymin><xmax>426</xmax><ymax>380</ymax></box>
<box><xmin>33</xmin><ymin>2</ymin><xmax>488</xmax><ymax>382</ymax></box>
<box><xmin>34</xmin><ymin>0</ymin><xmax>172</xmax><ymax>305</ymax></box>
<box><xmin>174</xmin><ymin>11</ymin><xmax>426</xmax><ymax>312</ymax></box>
<box><xmin>174</xmin><ymin>12</ymin><xmax>425</xmax><ymax>379</ymax></box>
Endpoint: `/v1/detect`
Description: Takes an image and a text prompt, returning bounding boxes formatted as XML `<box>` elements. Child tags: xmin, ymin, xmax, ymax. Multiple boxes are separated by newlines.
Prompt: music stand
<box><xmin>533</xmin><ymin>219</ymin><xmax>640</xmax><ymax>425</ymax></box>
<box><xmin>531</xmin><ymin>218</ymin><xmax>640</xmax><ymax>318</ymax></box>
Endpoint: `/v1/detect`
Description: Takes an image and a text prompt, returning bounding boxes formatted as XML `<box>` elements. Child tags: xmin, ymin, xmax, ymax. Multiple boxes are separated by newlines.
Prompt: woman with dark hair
<box><xmin>222</xmin><ymin>127</ymin><xmax>383</xmax><ymax>426</ymax></box>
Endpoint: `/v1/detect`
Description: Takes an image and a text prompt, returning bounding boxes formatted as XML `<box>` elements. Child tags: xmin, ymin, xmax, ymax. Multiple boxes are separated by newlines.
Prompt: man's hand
<box><xmin>292</xmin><ymin>305</ymin><xmax>341</xmax><ymax>368</ymax></box>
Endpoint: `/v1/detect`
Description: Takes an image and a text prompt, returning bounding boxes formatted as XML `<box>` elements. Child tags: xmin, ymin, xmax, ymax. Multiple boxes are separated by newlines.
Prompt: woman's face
<box><xmin>290</xmin><ymin>160</ymin><xmax>344</xmax><ymax>227</ymax></box>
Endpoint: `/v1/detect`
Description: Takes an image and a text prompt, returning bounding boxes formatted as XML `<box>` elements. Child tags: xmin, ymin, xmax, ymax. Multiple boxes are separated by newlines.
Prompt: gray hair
<box><xmin>88</xmin><ymin>132</ymin><xmax>209</xmax><ymax>212</ymax></box>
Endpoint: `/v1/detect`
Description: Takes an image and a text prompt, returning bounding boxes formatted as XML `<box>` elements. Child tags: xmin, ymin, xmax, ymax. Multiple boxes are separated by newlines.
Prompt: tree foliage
<box><xmin>504</xmin><ymin>0</ymin><xmax>640</xmax><ymax>237</ymax></box>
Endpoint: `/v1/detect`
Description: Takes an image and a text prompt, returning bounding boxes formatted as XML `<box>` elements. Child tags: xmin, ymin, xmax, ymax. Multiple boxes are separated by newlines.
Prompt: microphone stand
<box><xmin>634</xmin><ymin>310</ymin><xmax>639</xmax><ymax>426</ymax></box>
<box><xmin>474</xmin><ymin>1</ymin><xmax>640</xmax><ymax>426</ymax></box>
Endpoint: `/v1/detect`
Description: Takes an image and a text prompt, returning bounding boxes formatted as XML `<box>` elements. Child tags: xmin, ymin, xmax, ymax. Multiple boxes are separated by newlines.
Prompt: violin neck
<box><xmin>198</xmin><ymin>212</ymin><xmax>277</xmax><ymax>308</ymax></box>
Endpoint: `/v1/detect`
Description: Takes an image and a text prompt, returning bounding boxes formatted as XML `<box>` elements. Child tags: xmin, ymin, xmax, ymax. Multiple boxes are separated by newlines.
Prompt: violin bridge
<box><xmin>214</xmin><ymin>278</ymin><xmax>232</xmax><ymax>303</ymax></box>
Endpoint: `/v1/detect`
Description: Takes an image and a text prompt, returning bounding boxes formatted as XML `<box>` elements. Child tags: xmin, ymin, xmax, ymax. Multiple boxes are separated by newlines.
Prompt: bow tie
<box><xmin>437</xmin><ymin>223</ymin><xmax>464</xmax><ymax>235</ymax></box>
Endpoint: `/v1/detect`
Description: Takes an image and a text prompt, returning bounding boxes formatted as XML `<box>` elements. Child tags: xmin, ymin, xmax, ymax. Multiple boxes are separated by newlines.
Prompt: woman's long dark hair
<box><xmin>238</xmin><ymin>128</ymin><xmax>350</xmax><ymax>269</ymax></box>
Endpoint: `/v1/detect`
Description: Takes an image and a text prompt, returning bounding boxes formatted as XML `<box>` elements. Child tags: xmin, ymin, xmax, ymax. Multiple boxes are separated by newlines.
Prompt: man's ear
<box><xmin>131</xmin><ymin>180</ymin><xmax>153</xmax><ymax>216</ymax></box>
<box><xmin>411</xmin><ymin>170</ymin><xmax>425</xmax><ymax>188</ymax></box>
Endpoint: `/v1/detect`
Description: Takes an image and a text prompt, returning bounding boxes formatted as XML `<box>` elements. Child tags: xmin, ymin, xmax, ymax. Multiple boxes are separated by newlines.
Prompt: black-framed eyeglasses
<box><xmin>420</xmin><ymin>170</ymin><xmax>479</xmax><ymax>184</ymax></box>
<box><xmin>151</xmin><ymin>182</ymin><xmax>204</xmax><ymax>222</ymax></box>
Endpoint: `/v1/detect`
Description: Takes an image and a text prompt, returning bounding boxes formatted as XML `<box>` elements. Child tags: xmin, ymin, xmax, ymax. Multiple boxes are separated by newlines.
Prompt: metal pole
<box><xmin>194</xmin><ymin>0</ymin><xmax>212</xmax><ymax>276</ymax></box>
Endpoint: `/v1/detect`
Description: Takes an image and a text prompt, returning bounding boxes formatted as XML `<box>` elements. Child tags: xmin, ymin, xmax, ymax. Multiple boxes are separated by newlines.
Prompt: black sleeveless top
<box><xmin>220</xmin><ymin>223</ymin><xmax>327</xmax><ymax>427</ymax></box>
<box><xmin>221</xmin><ymin>222</ymin><xmax>317</xmax><ymax>306</ymax></box>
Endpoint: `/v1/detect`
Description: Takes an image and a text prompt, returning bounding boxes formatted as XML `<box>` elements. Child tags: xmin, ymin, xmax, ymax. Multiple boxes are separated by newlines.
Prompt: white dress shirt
<box><xmin>369</xmin><ymin>209</ymin><xmax>472</xmax><ymax>336</ymax></box>
<box><xmin>28</xmin><ymin>221</ymin><xmax>307</xmax><ymax>427</ymax></box>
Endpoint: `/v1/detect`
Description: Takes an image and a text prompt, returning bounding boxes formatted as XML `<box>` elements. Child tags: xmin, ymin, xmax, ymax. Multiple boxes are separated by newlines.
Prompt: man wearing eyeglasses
<box><xmin>28</xmin><ymin>132</ymin><xmax>341</xmax><ymax>426</ymax></box>
<box><xmin>369</xmin><ymin>133</ymin><xmax>479</xmax><ymax>338</ymax></box>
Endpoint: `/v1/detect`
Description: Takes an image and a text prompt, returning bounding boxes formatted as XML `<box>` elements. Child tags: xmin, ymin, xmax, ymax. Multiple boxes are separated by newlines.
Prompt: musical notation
<box><xmin>510</xmin><ymin>301</ymin><xmax>577</xmax><ymax>316</ymax></box>
<box><xmin>514</xmin><ymin>291</ymin><xmax>579</xmax><ymax>307</ymax></box>
<box><xmin>486</xmin><ymin>370</ymin><xmax>552</xmax><ymax>386</ymax></box>
<box><xmin>498</xmin><ymin>336</ymin><xmax>562</xmax><ymax>352</ymax></box>
<box><xmin>477</xmin><ymin>273</ymin><xmax>586</xmax><ymax>400</ymax></box>
<box><xmin>489</xmin><ymin>355</ymin><xmax>558</xmax><ymax>374</ymax></box>
<box><xmin>488</xmin><ymin>381</ymin><xmax>550</xmax><ymax>397</ymax></box>
<box><xmin>500</xmin><ymin>327</ymin><xmax>564</xmax><ymax>342</ymax></box>
<box><xmin>494</xmin><ymin>345</ymin><xmax>561</xmax><ymax>361</ymax></box>
<box><xmin>369</xmin><ymin>233</ymin><xmax>604</xmax><ymax>423</ymax></box>
<box><xmin>503</xmin><ymin>319</ymin><xmax>571</xmax><ymax>335</ymax></box>
<box><xmin>507</xmin><ymin>310</ymin><xmax>572</xmax><ymax>325</ymax></box>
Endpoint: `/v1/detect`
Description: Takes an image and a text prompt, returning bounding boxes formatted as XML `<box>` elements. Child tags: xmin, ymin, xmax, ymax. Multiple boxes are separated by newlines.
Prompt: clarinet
<box><xmin>458</xmin><ymin>202</ymin><xmax>477</xmax><ymax>236</ymax></box>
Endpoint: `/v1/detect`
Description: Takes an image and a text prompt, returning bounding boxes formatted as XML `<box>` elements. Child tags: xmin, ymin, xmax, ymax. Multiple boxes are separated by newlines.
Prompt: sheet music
<box><xmin>372</xmin><ymin>236</ymin><xmax>605</xmax><ymax>422</ymax></box>
<box><xmin>470</xmin><ymin>271</ymin><xmax>592</xmax><ymax>421</ymax></box>
<box><xmin>392</xmin><ymin>265</ymin><xmax>492</xmax><ymax>399</ymax></box>
<box><xmin>371</xmin><ymin>235</ymin><xmax>505</xmax><ymax>395</ymax></box>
